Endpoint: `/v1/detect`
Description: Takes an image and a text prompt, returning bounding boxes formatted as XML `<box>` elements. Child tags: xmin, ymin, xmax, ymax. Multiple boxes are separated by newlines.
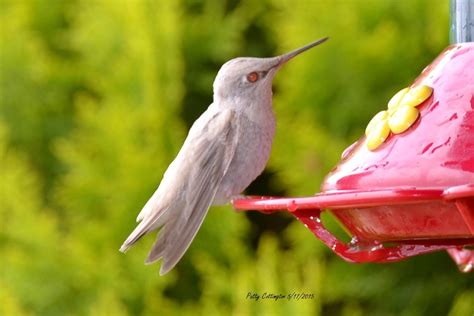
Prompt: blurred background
<box><xmin>1</xmin><ymin>0</ymin><xmax>473</xmax><ymax>315</ymax></box>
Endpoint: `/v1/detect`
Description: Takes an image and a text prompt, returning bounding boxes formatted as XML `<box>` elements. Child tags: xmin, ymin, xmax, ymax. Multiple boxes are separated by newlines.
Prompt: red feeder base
<box><xmin>232</xmin><ymin>185</ymin><xmax>474</xmax><ymax>272</ymax></box>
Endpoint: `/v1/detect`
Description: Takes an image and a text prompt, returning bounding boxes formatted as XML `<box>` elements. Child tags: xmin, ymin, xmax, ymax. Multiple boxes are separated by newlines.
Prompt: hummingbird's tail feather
<box><xmin>120</xmin><ymin>184</ymin><xmax>213</xmax><ymax>275</ymax></box>
<box><xmin>119</xmin><ymin>206</ymin><xmax>169</xmax><ymax>253</ymax></box>
<box><xmin>145</xmin><ymin>199</ymin><xmax>212</xmax><ymax>275</ymax></box>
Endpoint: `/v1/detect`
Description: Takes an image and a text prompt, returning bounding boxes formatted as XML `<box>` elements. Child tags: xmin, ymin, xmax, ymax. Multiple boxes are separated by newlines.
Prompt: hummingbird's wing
<box><xmin>120</xmin><ymin>108</ymin><xmax>239</xmax><ymax>275</ymax></box>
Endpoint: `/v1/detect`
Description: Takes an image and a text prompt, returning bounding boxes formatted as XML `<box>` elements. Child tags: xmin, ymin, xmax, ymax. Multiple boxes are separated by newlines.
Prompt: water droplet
<box><xmin>370</xmin><ymin>243</ymin><xmax>383</xmax><ymax>251</ymax></box>
<box><xmin>451</xmin><ymin>47</ymin><xmax>470</xmax><ymax>59</ymax></box>
<box><xmin>428</xmin><ymin>101</ymin><xmax>439</xmax><ymax>112</ymax></box>
<box><xmin>287</xmin><ymin>200</ymin><xmax>298</xmax><ymax>212</ymax></box>
<box><xmin>341</xmin><ymin>141</ymin><xmax>358</xmax><ymax>159</ymax></box>
<box><xmin>448</xmin><ymin>113</ymin><xmax>458</xmax><ymax>121</ymax></box>
<box><xmin>350</xmin><ymin>236</ymin><xmax>359</xmax><ymax>246</ymax></box>
<box><xmin>431</xmin><ymin>137</ymin><xmax>451</xmax><ymax>154</ymax></box>
<box><xmin>420</xmin><ymin>142</ymin><xmax>433</xmax><ymax>154</ymax></box>
<box><xmin>458</xmin><ymin>262</ymin><xmax>473</xmax><ymax>273</ymax></box>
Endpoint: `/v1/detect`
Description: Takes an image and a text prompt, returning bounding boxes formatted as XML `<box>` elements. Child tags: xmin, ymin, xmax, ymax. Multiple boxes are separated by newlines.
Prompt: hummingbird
<box><xmin>120</xmin><ymin>37</ymin><xmax>329</xmax><ymax>275</ymax></box>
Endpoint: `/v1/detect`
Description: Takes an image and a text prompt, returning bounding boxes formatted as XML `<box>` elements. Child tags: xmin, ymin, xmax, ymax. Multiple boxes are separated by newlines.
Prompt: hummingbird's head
<box><xmin>212</xmin><ymin>37</ymin><xmax>328</xmax><ymax>103</ymax></box>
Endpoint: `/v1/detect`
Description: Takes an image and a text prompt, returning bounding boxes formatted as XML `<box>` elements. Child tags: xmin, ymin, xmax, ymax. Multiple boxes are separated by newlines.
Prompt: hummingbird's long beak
<box><xmin>276</xmin><ymin>37</ymin><xmax>329</xmax><ymax>66</ymax></box>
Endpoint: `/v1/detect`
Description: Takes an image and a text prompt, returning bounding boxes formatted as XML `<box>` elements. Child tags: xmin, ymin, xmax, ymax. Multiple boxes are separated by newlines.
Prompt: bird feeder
<box><xmin>232</xmin><ymin>0</ymin><xmax>474</xmax><ymax>272</ymax></box>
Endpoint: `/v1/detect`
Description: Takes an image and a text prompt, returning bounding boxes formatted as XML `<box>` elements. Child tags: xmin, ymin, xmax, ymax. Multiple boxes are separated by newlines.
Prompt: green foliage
<box><xmin>1</xmin><ymin>0</ymin><xmax>472</xmax><ymax>315</ymax></box>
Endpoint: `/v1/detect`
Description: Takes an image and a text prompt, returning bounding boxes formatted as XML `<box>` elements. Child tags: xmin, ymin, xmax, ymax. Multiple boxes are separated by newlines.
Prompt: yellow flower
<box><xmin>365</xmin><ymin>85</ymin><xmax>432</xmax><ymax>150</ymax></box>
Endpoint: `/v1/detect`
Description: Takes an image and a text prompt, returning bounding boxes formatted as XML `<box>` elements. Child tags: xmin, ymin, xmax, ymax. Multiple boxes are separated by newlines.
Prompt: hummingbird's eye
<box><xmin>246</xmin><ymin>72</ymin><xmax>259</xmax><ymax>83</ymax></box>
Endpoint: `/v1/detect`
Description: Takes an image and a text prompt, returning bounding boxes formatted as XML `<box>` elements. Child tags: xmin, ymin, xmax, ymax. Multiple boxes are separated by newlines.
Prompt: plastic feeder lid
<box><xmin>319</xmin><ymin>43</ymin><xmax>474</xmax><ymax>241</ymax></box>
<box><xmin>323</xmin><ymin>44</ymin><xmax>474</xmax><ymax>193</ymax></box>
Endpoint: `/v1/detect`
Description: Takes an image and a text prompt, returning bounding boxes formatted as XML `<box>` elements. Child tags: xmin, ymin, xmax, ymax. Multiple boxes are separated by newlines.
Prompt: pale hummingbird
<box><xmin>120</xmin><ymin>37</ymin><xmax>329</xmax><ymax>275</ymax></box>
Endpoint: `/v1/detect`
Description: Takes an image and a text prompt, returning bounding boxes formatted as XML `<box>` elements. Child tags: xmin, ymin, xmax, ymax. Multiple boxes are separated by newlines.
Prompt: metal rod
<box><xmin>450</xmin><ymin>0</ymin><xmax>474</xmax><ymax>43</ymax></box>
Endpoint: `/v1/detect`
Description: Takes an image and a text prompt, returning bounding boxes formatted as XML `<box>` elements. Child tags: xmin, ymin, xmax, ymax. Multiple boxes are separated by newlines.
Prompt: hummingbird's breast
<box><xmin>214</xmin><ymin>110</ymin><xmax>276</xmax><ymax>204</ymax></box>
